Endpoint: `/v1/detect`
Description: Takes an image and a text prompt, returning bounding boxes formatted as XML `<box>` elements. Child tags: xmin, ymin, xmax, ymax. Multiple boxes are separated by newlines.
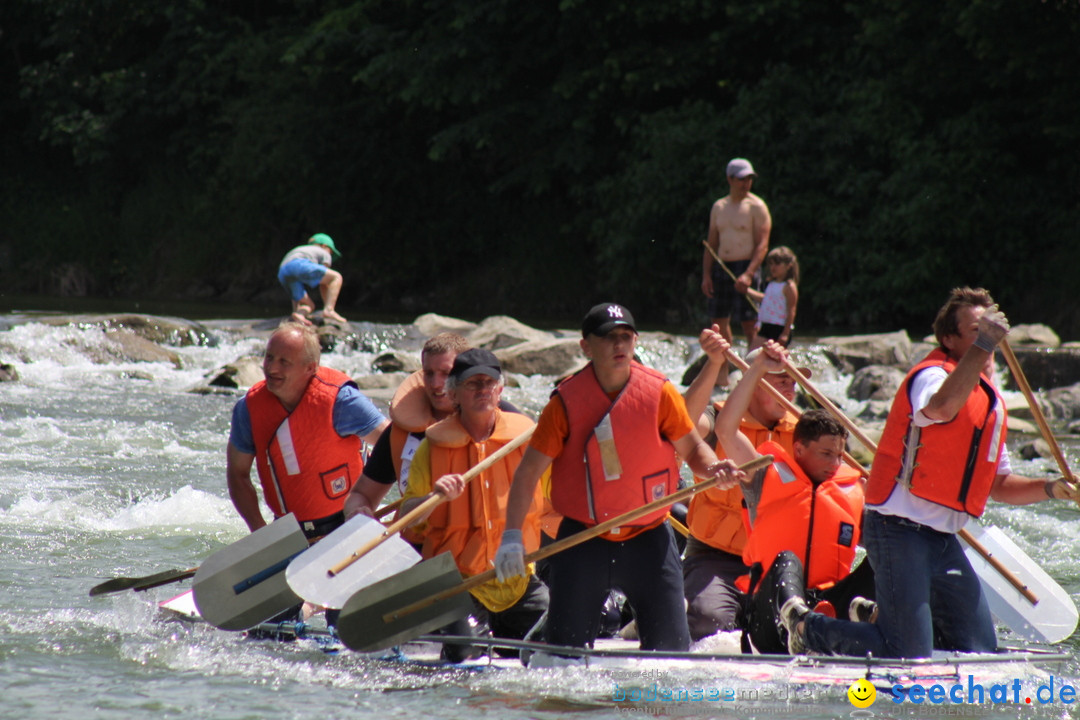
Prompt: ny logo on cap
<box><xmin>607</xmin><ymin>306</ymin><xmax>623</xmax><ymax>318</ymax></box>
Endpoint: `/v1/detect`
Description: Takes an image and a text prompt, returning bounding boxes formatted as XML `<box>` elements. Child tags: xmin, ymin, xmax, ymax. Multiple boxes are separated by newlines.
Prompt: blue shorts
<box><xmin>278</xmin><ymin>258</ymin><xmax>328</xmax><ymax>302</ymax></box>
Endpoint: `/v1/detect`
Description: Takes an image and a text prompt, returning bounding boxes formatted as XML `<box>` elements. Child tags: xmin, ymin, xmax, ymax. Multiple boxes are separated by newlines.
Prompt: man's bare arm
<box><xmin>505</xmin><ymin>447</ymin><xmax>553</xmax><ymax>531</ymax></box>
<box><xmin>226</xmin><ymin>442</ymin><xmax>267</xmax><ymax>532</ymax></box>
<box><xmin>683</xmin><ymin>325</ymin><xmax>730</xmax><ymax>436</ymax></box>
<box><xmin>343</xmin><ymin>474</ymin><xmax>392</xmax><ymax>519</ymax></box>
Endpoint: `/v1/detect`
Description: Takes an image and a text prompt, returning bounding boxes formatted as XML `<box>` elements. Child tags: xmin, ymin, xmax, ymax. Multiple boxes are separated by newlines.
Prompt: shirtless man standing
<box><xmin>701</xmin><ymin>158</ymin><xmax>772</xmax><ymax>385</ymax></box>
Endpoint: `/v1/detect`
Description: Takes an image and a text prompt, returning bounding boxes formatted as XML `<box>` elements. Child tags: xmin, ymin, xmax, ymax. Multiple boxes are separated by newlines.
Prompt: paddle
<box><xmin>702</xmin><ymin>240</ymin><xmax>760</xmax><ymax>312</ymax></box>
<box><xmin>284</xmin><ymin>513</ymin><xmax>421</xmax><ymax>610</ymax></box>
<box><xmin>192</xmin><ymin>513</ymin><xmax>311</xmax><ymax>631</ymax></box>
<box><xmin>86</xmin><ymin>501</ymin><xmax>402</xmax><ymax>599</ymax></box>
<box><xmin>775</xmin><ymin>352</ymin><xmax>1079</xmax><ymax>642</ymax></box>
<box><xmin>337</xmin><ymin>454</ymin><xmax>773</xmax><ymax>653</ymax></box>
<box><xmin>89</xmin><ymin>567</ymin><xmax>199</xmax><ymax>597</ymax></box>
<box><xmin>374</xmin><ymin>498</ymin><xmax>402</xmax><ymax>520</ymax></box>
<box><xmin>998</xmin><ymin>339</ymin><xmax>1080</xmax><ymax>502</ymax></box>
<box><xmin>326</xmin><ymin>426</ymin><xmax>534</xmax><ymax>579</ymax></box>
<box><xmin>959</xmin><ymin>522</ymin><xmax>1078</xmax><ymax>643</ymax></box>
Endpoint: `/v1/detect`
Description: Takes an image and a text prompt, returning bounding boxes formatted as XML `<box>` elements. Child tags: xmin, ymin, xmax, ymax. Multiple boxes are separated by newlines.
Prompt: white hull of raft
<box><xmin>157</xmin><ymin>589</ymin><xmax>1070</xmax><ymax>690</ymax></box>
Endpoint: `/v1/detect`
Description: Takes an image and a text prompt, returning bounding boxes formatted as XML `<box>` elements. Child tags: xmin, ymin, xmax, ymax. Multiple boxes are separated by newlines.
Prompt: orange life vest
<box><xmin>247</xmin><ymin>367</ymin><xmax>362</xmax><ymax>522</ymax></box>
<box><xmin>388</xmin><ymin>370</ymin><xmax>434</xmax><ymax>490</ymax></box>
<box><xmin>866</xmin><ymin>348</ymin><xmax>1007</xmax><ymax>516</ymax></box>
<box><xmin>420</xmin><ymin>410</ymin><xmax>543</xmax><ymax>578</ymax></box>
<box><xmin>549</xmin><ymin>363</ymin><xmax>680</xmax><ymax>529</ymax></box>
<box><xmin>739</xmin><ymin>441</ymin><xmax>864</xmax><ymax>591</ymax></box>
<box><xmin>686</xmin><ymin>405</ymin><xmax>798</xmax><ymax>555</ymax></box>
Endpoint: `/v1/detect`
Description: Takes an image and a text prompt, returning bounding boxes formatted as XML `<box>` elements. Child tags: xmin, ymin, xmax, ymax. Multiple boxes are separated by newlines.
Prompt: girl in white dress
<box><xmin>746</xmin><ymin>246</ymin><xmax>799</xmax><ymax>349</ymax></box>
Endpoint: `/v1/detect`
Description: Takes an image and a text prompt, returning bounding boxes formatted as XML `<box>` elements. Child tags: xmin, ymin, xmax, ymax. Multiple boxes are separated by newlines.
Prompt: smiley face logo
<box><xmin>847</xmin><ymin>678</ymin><xmax>876</xmax><ymax>708</ymax></box>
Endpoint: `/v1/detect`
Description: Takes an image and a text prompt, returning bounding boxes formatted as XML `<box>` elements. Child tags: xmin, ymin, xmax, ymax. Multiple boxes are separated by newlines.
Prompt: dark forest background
<box><xmin>1</xmin><ymin>1</ymin><xmax>1078</xmax><ymax>336</ymax></box>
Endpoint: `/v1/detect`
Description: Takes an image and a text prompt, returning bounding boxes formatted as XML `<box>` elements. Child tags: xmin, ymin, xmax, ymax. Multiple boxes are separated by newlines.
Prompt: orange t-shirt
<box><xmin>531</xmin><ymin>380</ymin><xmax>693</xmax><ymax>540</ymax></box>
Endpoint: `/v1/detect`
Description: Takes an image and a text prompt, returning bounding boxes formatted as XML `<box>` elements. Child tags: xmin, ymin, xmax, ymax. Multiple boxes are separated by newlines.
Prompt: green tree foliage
<box><xmin>1</xmin><ymin>0</ymin><xmax>1078</xmax><ymax>335</ymax></box>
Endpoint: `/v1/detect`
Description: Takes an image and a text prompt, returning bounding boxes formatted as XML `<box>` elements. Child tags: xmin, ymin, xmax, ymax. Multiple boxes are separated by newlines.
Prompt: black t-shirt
<box><xmin>365</xmin><ymin>399</ymin><xmax>522</xmax><ymax>485</ymax></box>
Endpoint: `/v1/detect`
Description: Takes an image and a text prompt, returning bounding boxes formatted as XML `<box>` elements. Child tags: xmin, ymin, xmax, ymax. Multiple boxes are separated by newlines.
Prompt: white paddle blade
<box><xmin>286</xmin><ymin>513</ymin><xmax>421</xmax><ymax>609</ymax></box>
<box><xmin>961</xmin><ymin>522</ymin><xmax>1079</xmax><ymax>644</ymax></box>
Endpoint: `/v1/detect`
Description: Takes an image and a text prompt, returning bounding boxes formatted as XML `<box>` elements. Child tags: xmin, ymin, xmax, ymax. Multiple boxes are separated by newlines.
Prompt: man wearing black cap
<box><xmin>398</xmin><ymin>348</ymin><xmax>549</xmax><ymax>661</ymax></box>
<box><xmin>496</xmin><ymin>303</ymin><xmax>744</xmax><ymax>660</ymax></box>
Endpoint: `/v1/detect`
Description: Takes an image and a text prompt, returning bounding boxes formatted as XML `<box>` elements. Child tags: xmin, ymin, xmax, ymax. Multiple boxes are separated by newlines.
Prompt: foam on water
<box><xmin>0</xmin><ymin>484</ymin><xmax>237</xmax><ymax>535</ymax></box>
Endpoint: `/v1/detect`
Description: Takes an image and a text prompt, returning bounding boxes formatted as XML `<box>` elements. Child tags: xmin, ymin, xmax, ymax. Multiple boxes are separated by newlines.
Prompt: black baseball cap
<box><xmin>450</xmin><ymin>348</ymin><xmax>502</xmax><ymax>382</ymax></box>
<box><xmin>582</xmin><ymin>303</ymin><xmax>637</xmax><ymax>338</ymax></box>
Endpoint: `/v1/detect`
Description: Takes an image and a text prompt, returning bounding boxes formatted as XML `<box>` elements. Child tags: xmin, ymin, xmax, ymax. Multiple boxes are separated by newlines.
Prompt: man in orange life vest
<box><xmin>496</xmin><ymin>303</ymin><xmax>745</xmax><ymax>654</ymax></box>
<box><xmin>680</xmin><ymin>325</ymin><xmax>806</xmax><ymax>640</ymax></box>
<box><xmin>788</xmin><ymin>288</ymin><xmax>1080</xmax><ymax>658</ymax></box>
<box><xmin>226</xmin><ymin>323</ymin><xmax>388</xmax><ymax>539</ymax></box>
<box><xmin>399</xmin><ymin>348</ymin><xmax>549</xmax><ymax>661</ymax></box>
<box><xmin>713</xmin><ymin>339</ymin><xmax>870</xmax><ymax>654</ymax></box>
<box><xmin>343</xmin><ymin>333</ymin><xmax>470</xmax><ymax>521</ymax></box>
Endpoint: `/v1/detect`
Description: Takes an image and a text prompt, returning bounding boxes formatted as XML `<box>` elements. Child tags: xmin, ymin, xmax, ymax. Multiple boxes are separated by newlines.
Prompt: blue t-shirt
<box><xmin>229</xmin><ymin>384</ymin><xmax>386</xmax><ymax>455</ymax></box>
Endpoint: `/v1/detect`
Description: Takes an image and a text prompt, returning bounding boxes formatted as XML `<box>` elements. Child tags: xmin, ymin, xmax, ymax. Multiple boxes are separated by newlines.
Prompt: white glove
<box><xmin>494</xmin><ymin>529</ymin><xmax>526</xmax><ymax>582</ymax></box>
<box><xmin>974</xmin><ymin>304</ymin><xmax>1010</xmax><ymax>351</ymax></box>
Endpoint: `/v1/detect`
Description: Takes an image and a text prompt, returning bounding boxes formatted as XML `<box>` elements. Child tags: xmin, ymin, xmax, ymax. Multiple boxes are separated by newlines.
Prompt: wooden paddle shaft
<box><xmin>999</xmin><ymin>339</ymin><xmax>1079</xmax><ymax>491</ymax></box>
<box><xmin>328</xmin><ymin>425</ymin><xmax>536</xmax><ymax>577</ymax></box>
<box><xmin>777</xmin><ymin>352</ymin><xmax>1040</xmax><ymax>604</ymax></box>
<box><xmin>667</xmin><ymin>513</ymin><xmax>690</xmax><ymax>538</ymax></box>
<box><xmin>385</xmin><ymin>454</ymin><xmax>774</xmax><ymax>622</ymax></box>
<box><xmin>960</xmin><ymin>527</ymin><xmax>1038</xmax><ymax>605</ymax></box>
<box><xmin>702</xmin><ymin>241</ymin><xmax>760</xmax><ymax>312</ymax></box>
<box><xmin>374</xmin><ymin>498</ymin><xmax>402</xmax><ymax>520</ymax></box>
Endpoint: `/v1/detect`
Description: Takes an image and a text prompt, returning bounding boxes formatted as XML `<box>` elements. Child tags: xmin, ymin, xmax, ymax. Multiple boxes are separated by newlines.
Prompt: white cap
<box><xmin>745</xmin><ymin>347</ymin><xmax>811</xmax><ymax>379</ymax></box>
<box><xmin>727</xmin><ymin>158</ymin><xmax>756</xmax><ymax>179</ymax></box>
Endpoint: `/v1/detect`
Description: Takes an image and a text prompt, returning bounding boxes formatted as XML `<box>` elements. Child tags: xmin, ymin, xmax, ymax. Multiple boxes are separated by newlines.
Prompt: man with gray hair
<box><xmin>226</xmin><ymin>322</ymin><xmax>388</xmax><ymax>540</ymax></box>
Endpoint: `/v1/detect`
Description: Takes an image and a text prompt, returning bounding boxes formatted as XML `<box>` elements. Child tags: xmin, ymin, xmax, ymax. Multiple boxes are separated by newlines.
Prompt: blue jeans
<box><xmin>278</xmin><ymin>258</ymin><xmax>327</xmax><ymax>302</ymax></box>
<box><xmin>803</xmin><ymin>510</ymin><xmax>997</xmax><ymax>658</ymax></box>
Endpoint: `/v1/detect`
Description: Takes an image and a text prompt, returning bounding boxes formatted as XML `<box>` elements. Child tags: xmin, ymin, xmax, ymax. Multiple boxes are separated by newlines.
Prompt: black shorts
<box><xmin>707</xmin><ymin>259</ymin><xmax>759</xmax><ymax>325</ymax></box>
<box><xmin>757</xmin><ymin>322</ymin><xmax>791</xmax><ymax>346</ymax></box>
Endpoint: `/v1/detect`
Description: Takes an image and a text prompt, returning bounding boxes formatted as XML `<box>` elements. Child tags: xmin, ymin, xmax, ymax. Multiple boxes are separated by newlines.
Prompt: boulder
<box><xmin>495</xmin><ymin>338</ymin><xmax>586</xmax><ymax>377</ymax></box>
<box><xmin>856</xmin><ymin>399</ymin><xmax>893</xmax><ymax>421</ymax></box>
<box><xmin>1000</xmin><ymin>346</ymin><xmax>1080</xmax><ymax>391</ymax></box>
<box><xmin>681</xmin><ymin>354</ymin><xmax>711</xmax><ymax>387</ymax></box>
<box><xmin>1017</xmin><ymin>439</ymin><xmax>1053</xmax><ymax>461</ymax></box>
<box><xmin>101</xmin><ymin>329</ymin><xmax>183</xmax><ymax>368</ymax></box>
<box><xmin>1009</xmin><ymin>323</ymin><xmax>1061</xmax><ymax>348</ymax></box>
<box><xmin>39</xmin><ymin>313</ymin><xmax>216</xmax><ymax>347</ymax></box>
<box><xmin>414</xmin><ymin>313</ymin><xmax>478</xmax><ymax>338</ymax></box>
<box><xmin>371</xmin><ymin>351</ymin><xmax>421</xmax><ymax>374</ymax></box>
<box><xmin>353</xmin><ymin>371</ymin><xmax>409</xmax><ymax>390</ymax></box>
<box><xmin>846</xmin><ymin>365</ymin><xmax>906</xmax><ymax>402</ymax></box>
<box><xmin>1007</xmin><ymin>416</ymin><xmax>1037</xmax><ymax>434</ymax></box>
<box><xmin>204</xmin><ymin>356</ymin><xmax>264</xmax><ymax>389</ymax></box>
<box><xmin>467</xmin><ymin>316</ymin><xmax>554</xmax><ymax>351</ymax></box>
<box><xmin>818</xmin><ymin>330</ymin><xmax>913</xmax><ymax>373</ymax></box>
<box><xmin>0</xmin><ymin>362</ymin><xmax>18</xmax><ymax>382</ymax></box>
<box><xmin>1044</xmin><ymin>383</ymin><xmax>1080</xmax><ymax>420</ymax></box>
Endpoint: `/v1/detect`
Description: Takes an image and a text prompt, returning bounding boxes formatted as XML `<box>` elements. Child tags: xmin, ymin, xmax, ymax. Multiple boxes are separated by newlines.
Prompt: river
<box><xmin>1</xmin><ymin>309</ymin><xmax>1078</xmax><ymax>720</ymax></box>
